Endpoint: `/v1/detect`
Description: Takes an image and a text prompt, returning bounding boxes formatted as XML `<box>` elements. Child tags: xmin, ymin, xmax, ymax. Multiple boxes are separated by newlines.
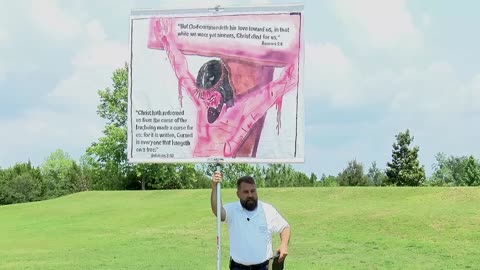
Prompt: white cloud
<box><xmin>84</xmin><ymin>20</ymin><xmax>107</xmax><ymax>42</ymax></box>
<box><xmin>73</xmin><ymin>22</ymin><xmax>126</xmax><ymax>70</ymax></box>
<box><xmin>387</xmin><ymin>62</ymin><xmax>480</xmax><ymax>113</ymax></box>
<box><xmin>303</xmin><ymin>106</ymin><xmax>480</xmax><ymax>176</ymax></box>
<box><xmin>0</xmin><ymin>2</ymin><xmax>16</xmax><ymax>45</ymax></box>
<box><xmin>363</xmin><ymin>62</ymin><xmax>480</xmax><ymax>114</ymax></box>
<box><xmin>49</xmin><ymin>20</ymin><xmax>128</xmax><ymax>109</ymax></box>
<box><xmin>0</xmin><ymin>12</ymin><xmax>9</xmax><ymax>80</ymax></box>
<box><xmin>0</xmin><ymin>2</ymin><xmax>46</xmax><ymax>82</ymax></box>
<box><xmin>332</xmin><ymin>0</ymin><xmax>423</xmax><ymax>51</ymax></box>
<box><xmin>379</xmin><ymin>111</ymin><xmax>480</xmax><ymax>175</ymax></box>
<box><xmin>304</xmin><ymin>42</ymin><xmax>358</xmax><ymax>106</ymax></box>
<box><xmin>0</xmin><ymin>28</ymin><xmax>7</xmax><ymax>45</ymax></box>
<box><xmin>0</xmin><ymin>64</ymin><xmax>5</xmax><ymax>81</ymax></box>
<box><xmin>304</xmin><ymin>40</ymin><xmax>480</xmax><ymax>114</ymax></box>
<box><xmin>30</xmin><ymin>0</ymin><xmax>83</xmax><ymax>40</ymax></box>
<box><xmin>469</xmin><ymin>74</ymin><xmax>480</xmax><ymax>109</ymax></box>
<box><xmin>300</xmin><ymin>119</ymin><xmax>395</xmax><ymax>176</ymax></box>
<box><xmin>0</xmin><ymin>19</ymin><xmax>127</xmax><ymax>167</ymax></box>
<box><xmin>421</xmin><ymin>14</ymin><xmax>432</xmax><ymax>29</ymax></box>
<box><xmin>0</xmin><ymin>108</ymin><xmax>104</xmax><ymax>167</ymax></box>
<box><xmin>0</xmin><ymin>26</ymin><xmax>6</xmax><ymax>80</ymax></box>
<box><xmin>301</xmin><ymin>43</ymin><xmax>480</xmax><ymax>174</ymax></box>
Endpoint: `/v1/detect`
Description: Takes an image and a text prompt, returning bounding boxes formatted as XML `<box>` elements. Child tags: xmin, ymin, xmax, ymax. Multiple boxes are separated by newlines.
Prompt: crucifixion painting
<box><xmin>146</xmin><ymin>15</ymin><xmax>301</xmax><ymax>159</ymax></box>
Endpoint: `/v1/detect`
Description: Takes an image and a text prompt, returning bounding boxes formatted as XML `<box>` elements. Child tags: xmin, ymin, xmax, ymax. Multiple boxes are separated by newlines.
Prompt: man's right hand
<box><xmin>210</xmin><ymin>171</ymin><xmax>226</xmax><ymax>221</ymax></box>
<box><xmin>211</xmin><ymin>172</ymin><xmax>222</xmax><ymax>187</ymax></box>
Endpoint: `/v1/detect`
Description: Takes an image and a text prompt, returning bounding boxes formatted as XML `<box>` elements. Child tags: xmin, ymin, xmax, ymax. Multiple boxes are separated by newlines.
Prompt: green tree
<box><xmin>386</xmin><ymin>129</ymin><xmax>426</xmax><ymax>186</ymax></box>
<box><xmin>292</xmin><ymin>171</ymin><xmax>312</xmax><ymax>187</ymax></box>
<box><xmin>0</xmin><ymin>168</ymin><xmax>3</xmax><ymax>194</ymax></box>
<box><xmin>430</xmin><ymin>153</ymin><xmax>469</xmax><ymax>186</ymax></box>
<box><xmin>191</xmin><ymin>169</ymin><xmax>212</xmax><ymax>189</ymax></box>
<box><xmin>97</xmin><ymin>64</ymin><xmax>129</xmax><ymax>128</ymax></box>
<box><xmin>0</xmin><ymin>162</ymin><xmax>44</xmax><ymax>205</ymax></box>
<box><xmin>201</xmin><ymin>163</ymin><xmax>264</xmax><ymax>188</ymax></box>
<box><xmin>317</xmin><ymin>174</ymin><xmax>338</xmax><ymax>187</ymax></box>
<box><xmin>68</xmin><ymin>161</ymin><xmax>91</xmax><ymax>192</ymax></box>
<box><xmin>136</xmin><ymin>163</ymin><xmax>198</xmax><ymax>190</ymax></box>
<box><xmin>86</xmin><ymin>65</ymin><xmax>130</xmax><ymax>189</ymax></box>
<box><xmin>430</xmin><ymin>152</ymin><xmax>454</xmax><ymax>186</ymax></box>
<box><xmin>337</xmin><ymin>159</ymin><xmax>367</xmax><ymax>186</ymax></box>
<box><xmin>87</xmin><ymin>64</ymin><xmax>198</xmax><ymax>190</ymax></box>
<box><xmin>264</xmin><ymin>164</ymin><xmax>299</xmax><ymax>187</ymax></box>
<box><xmin>367</xmin><ymin>161</ymin><xmax>386</xmax><ymax>186</ymax></box>
<box><xmin>86</xmin><ymin>125</ymin><xmax>130</xmax><ymax>190</ymax></box>
<box><xmin>41</xmin><ymin>149</ymin><xmax>78</xmax><ymax>198</ymax></box>
<box><xmin>463</xmin><ymin>156</ymin><xmax>480</xmax><ymax>186</ymax></box>
<box><xmin>310</xmin><ymin>172</ymin><xmax>318</xmax><ymax>186</ymax></box>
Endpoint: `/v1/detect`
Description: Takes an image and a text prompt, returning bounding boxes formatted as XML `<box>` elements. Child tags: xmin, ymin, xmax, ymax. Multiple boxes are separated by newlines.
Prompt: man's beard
<box><xmin>240</xmin><ymin>198</ymin><xmax>258</xmax><ymax>211</ymax></box>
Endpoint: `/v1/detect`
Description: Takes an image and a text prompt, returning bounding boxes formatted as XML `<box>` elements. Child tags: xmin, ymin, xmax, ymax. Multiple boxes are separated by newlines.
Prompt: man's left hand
<box><xmin>276</xmin><ymin>243</ymin><xmax>288</xmax><ymax>262</ymax></box>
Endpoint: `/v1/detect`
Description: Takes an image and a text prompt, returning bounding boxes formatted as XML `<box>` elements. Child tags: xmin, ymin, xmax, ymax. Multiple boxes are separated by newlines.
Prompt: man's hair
<box><xmin>237</xmin><ymin>176</ymin><xmax>256</xmax><ymax>189</ymax></box>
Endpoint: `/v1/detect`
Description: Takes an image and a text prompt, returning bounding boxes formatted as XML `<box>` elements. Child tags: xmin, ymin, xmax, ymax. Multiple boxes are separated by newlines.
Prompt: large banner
<box><xmin>128</xmin><ymin>5</ymin><xmax>304</xmax><ymax>163</ymax></box>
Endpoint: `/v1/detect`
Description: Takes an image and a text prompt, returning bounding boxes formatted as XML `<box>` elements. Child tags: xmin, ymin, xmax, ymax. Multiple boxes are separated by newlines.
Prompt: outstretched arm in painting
<box><xmin>149</xmin><ymin>18</ymin><xmax>200</xmax><ymax>108</ymax></box>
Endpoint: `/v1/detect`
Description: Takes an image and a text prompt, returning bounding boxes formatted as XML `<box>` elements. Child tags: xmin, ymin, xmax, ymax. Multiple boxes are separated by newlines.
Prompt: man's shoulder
<box><xmin>259</xmin><ymin>200</ymin><xmax>274</xmax><ymax>207</ymax></box>
<box><xmin>259</xmin><ymin>201</ymin><xmax>278</xmax><ymax>212</ymax></box>
<box><xmin>224</xmin><ymin>201</ymin><xmax>240</xmax><ymax>210</ymax></box>
<box><xmin>224</xmin><ymin>201</ymin><xmax>241</xmax><ymax>221</ymax></box>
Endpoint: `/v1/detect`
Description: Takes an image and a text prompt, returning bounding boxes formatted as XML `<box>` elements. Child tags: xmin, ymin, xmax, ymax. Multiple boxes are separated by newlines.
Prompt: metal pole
<box><xmin>206</xmin><ymin>5</ymin><xmax>224</xmax><ymax>265</ymax></box>
<box><xmin>216</xmin><ymin>162</ymin><xmax>222</xmax><ymax>270</ymax></box>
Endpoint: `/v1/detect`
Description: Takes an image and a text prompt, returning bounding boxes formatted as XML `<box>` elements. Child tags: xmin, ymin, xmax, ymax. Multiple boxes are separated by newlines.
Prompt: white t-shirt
<box><xmin>223</xmin><ymin>200</ymin><xmax>289</xmax><ymax>265</ymax></box>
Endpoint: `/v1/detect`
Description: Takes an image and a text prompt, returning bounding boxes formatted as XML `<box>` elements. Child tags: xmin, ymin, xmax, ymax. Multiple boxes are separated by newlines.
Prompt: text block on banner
<box><xmin>128</xmin><ymin>5</ymin><xmax>304</xmax><ymax>163</ymax></box>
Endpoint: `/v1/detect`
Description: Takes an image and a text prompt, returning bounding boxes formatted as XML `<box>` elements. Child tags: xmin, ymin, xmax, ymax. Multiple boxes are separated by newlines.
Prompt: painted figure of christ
<box><xmin>148</xmin><ymin>17</ymin><xmax>299</xmax><ymax>158</ymax></box>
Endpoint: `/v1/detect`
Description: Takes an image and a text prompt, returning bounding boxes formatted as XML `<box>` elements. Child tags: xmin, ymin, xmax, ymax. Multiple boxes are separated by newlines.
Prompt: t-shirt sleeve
<box><xmin>223</xmin><ymin>202</ymin><xmax>233</xmax><ymax>224</ymax></box>
<box><xmin>267</xmin><ymin>205</ymin><xmax>289</xmax><ymax>233</ymax></box>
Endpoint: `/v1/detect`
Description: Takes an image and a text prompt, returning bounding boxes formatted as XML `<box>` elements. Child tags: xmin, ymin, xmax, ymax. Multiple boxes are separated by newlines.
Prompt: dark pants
<box><xmin>229</xmin><ymin>258</ymin><xmax>269</xmax><ymax>270</ymax></box>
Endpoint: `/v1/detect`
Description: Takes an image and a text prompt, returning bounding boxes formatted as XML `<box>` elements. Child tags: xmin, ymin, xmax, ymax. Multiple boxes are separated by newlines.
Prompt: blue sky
<box><xmin>1</xmin><ymin>0</ymin><xmax>479</xmax><ymax>177</ymax></box>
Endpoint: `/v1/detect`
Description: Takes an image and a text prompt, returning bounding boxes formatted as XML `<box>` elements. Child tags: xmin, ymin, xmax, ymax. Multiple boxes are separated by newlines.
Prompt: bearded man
<box><xmin>210</xmin><ymin>173</ymin><xmax>290</xmax><ymax>270</ymax></box>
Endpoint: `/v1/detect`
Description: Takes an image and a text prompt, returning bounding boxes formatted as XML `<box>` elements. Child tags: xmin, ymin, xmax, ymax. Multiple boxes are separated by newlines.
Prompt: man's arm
<box><xmin>276</xmin><ymin>226</ymin><xmax>290</xmax><ymax>262</ymax></box>
<box><xmin>210</xmin><ymin>172</ymin><xmax>226</xmax><ymax>221</ymax></box>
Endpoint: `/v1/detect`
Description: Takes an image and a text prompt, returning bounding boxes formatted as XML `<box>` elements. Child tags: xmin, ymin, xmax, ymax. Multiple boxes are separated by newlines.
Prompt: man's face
<box><xmin>237</xmin><ymin>182</ymin><xmax>258</xmax><ymax>211</ymax></box>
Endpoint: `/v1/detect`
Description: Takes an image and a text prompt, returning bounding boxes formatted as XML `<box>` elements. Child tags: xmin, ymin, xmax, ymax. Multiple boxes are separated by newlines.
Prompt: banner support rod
<box><xmin>209</xmin><ymin>157</ymin><xmax>224</xmax><ymax>270</ymax></box>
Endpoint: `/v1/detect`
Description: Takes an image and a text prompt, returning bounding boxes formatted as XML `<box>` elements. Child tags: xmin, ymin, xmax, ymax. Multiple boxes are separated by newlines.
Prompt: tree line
<box><xmin>1</xmin><ymin>65</ymin><xmax>479</xmax><ymax>205</ymax></box>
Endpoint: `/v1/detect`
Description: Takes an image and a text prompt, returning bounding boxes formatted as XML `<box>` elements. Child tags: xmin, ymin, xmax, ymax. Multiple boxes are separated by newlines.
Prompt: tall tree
<box><xmin>86</xmin><ymin>64</ymin><xmax>199</xmax><ymax>190</ymax></box>
<box><xmin>386</xmin><ymin>129</ymin><xmax>426</xmax><ymax>186</ymax></box>
<box><xmin>367</xmin><ymin>161</ymin><xmax>386</xmax><ymax>186</ymax></box>
<box><xmin>337</xmin><ymin>159</ymin><xmax>367</xmax><ymax>186</ymax></box>
<box><xmin>264</xmin><ymin>164</ymin><xmax>298</xmax><ymax>187</ymax></box>
<box><xmin>317</xmin><ymin>174</ymin><xmax>338</xmax><ymax>187</ymax></box>
<box><xmin>0</xmin><ymin>162</ymin><xmax>44</xmax><ymax>205</ymax></box>
<box><xmin>86</xmin><ymin>64</ymin><xmax>130</xmax><ymax>189</ymax></box>
<box><xmin>41</xmin><ymin>149</ymin><xmax>77</xmax><ymax>198</ymax></box>
<box><xmin>310</xmin><ymin>172</ymin><xmax>318</xmax><ymax>186</ymax></box>
<box><xmin>430</xmin><ymin>153</ymin><xmax>468</xmax><ymax>186</ymax></box>
<box><xmin>463</xmin><ymin>156</ymin><xmax>480</xmax><ymax>186</ymax></box>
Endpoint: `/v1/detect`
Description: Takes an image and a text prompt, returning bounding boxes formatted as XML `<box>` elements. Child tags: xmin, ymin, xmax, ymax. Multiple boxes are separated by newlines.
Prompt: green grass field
<box><xmin>1</xmin><ymin>187</ymin><xmax>479</xmax><ymax>269</ymax></box>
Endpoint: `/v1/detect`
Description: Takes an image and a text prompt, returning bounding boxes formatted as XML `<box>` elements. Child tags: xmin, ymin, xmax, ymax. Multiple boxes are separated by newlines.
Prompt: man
<box><xmin>211</xmin><ymin>172</ymin><xmax>291</xmax><ymax>270</ymax></box>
